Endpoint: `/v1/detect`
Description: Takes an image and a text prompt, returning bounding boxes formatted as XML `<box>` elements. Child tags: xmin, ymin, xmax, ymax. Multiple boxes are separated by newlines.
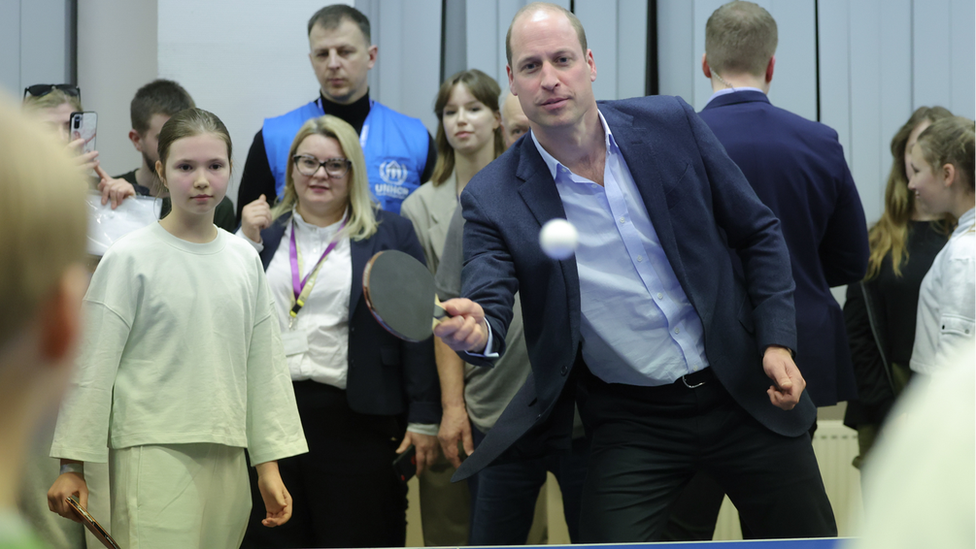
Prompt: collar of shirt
<box><xmin>953</xmin><ymin>208</ymin><xmax>976</xmax><ymax>238</ymax></box>
<box><xmin>704</xmin><ymin>86</ymin><xmax>765</xmax><ymax>108</ymax></box>
<box><xmin>530</xmin><ymin>109</ymin><xmax>618</xmax><ymax>179</ymax></box>
<box><xmin>528</xmin><ymin>108</ymin><xmax>710</xmax><ymax>386</ymax></box>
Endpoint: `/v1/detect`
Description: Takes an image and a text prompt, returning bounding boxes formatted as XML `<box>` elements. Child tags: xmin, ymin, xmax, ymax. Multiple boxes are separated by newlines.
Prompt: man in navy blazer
<box><xmin>435</xmin><ymin>2</ymin><xmax>836</xmax><ymax>542</ymax></box>
<box><xmin>698</xmin><ymin>1</ymin><xmax>868</xmax><ymax>409</ymax></box>
<box><xmin>662</xmin><ymin>3</ymin><xmax>869</xmax><ymax>541</ymax></box>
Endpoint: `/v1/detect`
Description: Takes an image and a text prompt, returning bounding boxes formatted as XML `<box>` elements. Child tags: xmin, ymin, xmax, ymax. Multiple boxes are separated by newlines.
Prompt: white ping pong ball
<box><xmin>539</xmin><ymin>218</ymin><xmax>579</xmax><ymax>260</ymax></box>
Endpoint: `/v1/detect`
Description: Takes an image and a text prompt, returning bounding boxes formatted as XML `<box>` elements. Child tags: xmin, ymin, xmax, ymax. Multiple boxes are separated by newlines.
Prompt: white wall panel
<box><xmin>365</xmin><ymin>0</ymin><xmax>442</xmax><ymax>134</ymax></box>
<box><xmin>576</xmin><ymin>0</ymin><xmax>619</xmax><ymax>101</ymax></box>
<box><xmin>78</xmin><ymin>0</ymin><xmax>157</xmax><ymax>185</ymax></box>
<box><xmin>158</xmin><ymin>0</ymin><xmax>340</xmax><ymax>203</ymax></box>
<box><xmin>0</xmin><ymin>2</ymin><xmax>22</xmax><ymax>96</ymax></box>
<box><xmin>21</xmin><ymin>0</ymin><xmax>71</xmax><ymax>88</ymax></box>
<box><xmin>948</xmin><ymin>0</ymin><xmax>975</xmax><ymax>119</ymax></box>
<box><xmin>848</xmin><ymin>0</ymin><xmax>884</xmax><ymax>226</ymax></box>
<box><xmin>817</xmin><ymin>0</ymin><xmax>852</xmax><ymax>163</ymax></box>
<box><xmin>657</xmin><ymin>0</ymin><xmax>695</xmax><ymax>101</ymax></box>
<box><xmin>463</xmin><ymin>0</ymin><xmax>496</xmax><ymax>82</ymax></box>
<box><xmin>913</xmin><ymin>0</ymin><xmax>952</xmax><ymax>113</ymax></box>
<box><xmin>616</xmin><ymin>0</ymin><xmax>649</xmax><ymax>99</ymax></box>
<box><xmin>575</xmin><ymin>0</ymin><xmax>647</xmax><ymax>101</ymax></box>
<box><xmin>766</xmin><ymin>0</ymin><xmax>817</xmax><ymax>121</ymax></box>
<box><xmin>818</xmin><ymin>0</ymin><xmax>912</xmax><ymax>223</ymax></box>
<box><xmin>876</xmin><ymin>0</ymin><xmax>913</xmax><ymax>221</ymax></box>
<box><xmin>2</xmin><ymin>0</ymin><xmax>71</xmax><ymax>99</ymax></box>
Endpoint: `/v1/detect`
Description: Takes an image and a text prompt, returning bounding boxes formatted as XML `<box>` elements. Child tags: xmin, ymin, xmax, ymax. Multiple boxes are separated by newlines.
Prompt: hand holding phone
<box><xmin>393</xmin><ymin>444</ymin><xmax>417</xmax><ymax>483</ymax></box>
<box><xmin>70</xmin><ymin>111</ymin><xmax>97</xmax><ymax>156</ymax></box>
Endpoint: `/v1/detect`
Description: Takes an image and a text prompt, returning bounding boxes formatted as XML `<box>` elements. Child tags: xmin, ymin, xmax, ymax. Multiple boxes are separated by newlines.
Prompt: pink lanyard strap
<box><xmin>288</xmin><ymin>215</ymin><xmax>347</xmax><ymax>319</ymax></box>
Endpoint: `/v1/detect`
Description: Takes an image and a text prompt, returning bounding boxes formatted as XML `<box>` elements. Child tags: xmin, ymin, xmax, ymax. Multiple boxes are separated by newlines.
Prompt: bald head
<box><xmin>500</xmin><ymin>91</ymin><xmax>530</xmax><ymax>148</ymax></box>
<box><xmin>506</xmin><ymin>2</ymin><xmax>587</xmax><ymax>68</ymax></box>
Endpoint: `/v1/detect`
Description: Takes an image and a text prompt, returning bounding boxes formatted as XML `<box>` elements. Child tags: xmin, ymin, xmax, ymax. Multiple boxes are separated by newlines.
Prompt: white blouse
<box><xmin>911</xmin><ymin>208</ymin><xmax>976</xmax><ymax>374</ymax></box>
<box><xmin>242</xmin><ymin>210</ymin><xmax>353</xmax><ymax>387</ymax></box>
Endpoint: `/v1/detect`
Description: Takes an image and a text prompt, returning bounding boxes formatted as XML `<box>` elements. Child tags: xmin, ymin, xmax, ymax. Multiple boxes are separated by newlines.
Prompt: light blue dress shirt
<box><xmin>529</xmin><ymin>112</ymin><xmax>710</xmax><ymax>386</ymax></box>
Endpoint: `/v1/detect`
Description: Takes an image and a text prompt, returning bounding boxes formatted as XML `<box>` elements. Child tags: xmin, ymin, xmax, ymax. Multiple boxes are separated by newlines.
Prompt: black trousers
<box><xmin>240</xmin><ymin>380</ymin><xmax>407</xmax><ymax>549</ymax></box>
<box><xmin>661</xmin><ymin>419</ymin><xmax>821</xmax><ymax>541</ymax></box>
<box><xmin>576</xmin><ymin>367</ymin><xmax>837</xmax><ymax>542</ymax></box>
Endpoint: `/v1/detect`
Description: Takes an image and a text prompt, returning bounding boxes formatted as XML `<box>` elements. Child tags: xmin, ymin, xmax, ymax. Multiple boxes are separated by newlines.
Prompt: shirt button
<box><xmin>657</xmin><ymin>292</ymin><xmax>664</xmax><ymax>300</ymax></box>
<box><xmin>619</xmin><ymin>216</ymin><xmax>626</xmax><ymax>224</ymax></box>
<box><xmin>674</xmin><ymin>327</ymin><xmax>680</xmax><ymax>334</ymax></box>
<box><xmin>637</xmin><ymin>255</ymin><xmax>643</xmax><ymax>262</ymax></box>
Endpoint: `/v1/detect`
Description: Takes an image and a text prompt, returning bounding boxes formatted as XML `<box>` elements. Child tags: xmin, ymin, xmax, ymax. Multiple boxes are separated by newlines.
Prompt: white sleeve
<box><xmin>50</xmin><ymin>299</ymin><xmax>130</xmax><ymax>463</ymax></box>
<box><xmin>245</xmin><ymin>270</ymin><xmax>308</xmax><ymax>465</ymax></box>
<box><xmin>936</xmin><ymin>241</ymin><xmax>976</xmax><ymax>359</ymax></box>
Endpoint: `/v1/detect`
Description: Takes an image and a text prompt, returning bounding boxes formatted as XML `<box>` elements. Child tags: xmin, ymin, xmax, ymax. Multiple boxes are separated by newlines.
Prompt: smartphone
<box><xmin>70</xmin><ymin>111</ymin><xmax>97</xmax><ymax>155</ymax></box>
<box><xmin>393</xmin><ymin>444</ymin><xmax>417</xmax><ymax>483</ymax></box>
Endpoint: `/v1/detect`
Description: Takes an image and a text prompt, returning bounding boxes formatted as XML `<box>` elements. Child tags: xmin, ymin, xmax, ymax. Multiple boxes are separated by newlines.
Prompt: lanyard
<box><xmin>288</xmin><ymin>214</ymin><xmax>347</xmax><ymax>328</ymax></box>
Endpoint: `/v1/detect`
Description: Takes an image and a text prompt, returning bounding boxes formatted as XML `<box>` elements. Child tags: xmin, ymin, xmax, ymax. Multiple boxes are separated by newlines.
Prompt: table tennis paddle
<box><xmin>363</xmin><ymin>250</ymin><xmax>447</xmax><ymax>342</ymax></box>
<box><xmin>66</xmin><ymin>495</ymin><xmax>120</xmax><ymax>549</ymax></box>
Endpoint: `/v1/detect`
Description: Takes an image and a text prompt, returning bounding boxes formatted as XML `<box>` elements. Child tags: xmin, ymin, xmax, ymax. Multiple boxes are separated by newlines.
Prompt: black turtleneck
<box><xmin>235</xmin><ymin>91</ymin><xmax>437</xmax><ymax>222</ymax></box>
<box><xmin>322</xmin><ymin>90</ymin><xmax>371</xmax><ymax>135</ymax></box>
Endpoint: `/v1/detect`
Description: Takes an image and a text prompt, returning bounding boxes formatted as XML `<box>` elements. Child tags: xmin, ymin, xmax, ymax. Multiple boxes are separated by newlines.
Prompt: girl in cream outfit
<box><xmin>47</xmin><ymin>109</ymin><xmax>307</xmax><ymax>549</ymax></box>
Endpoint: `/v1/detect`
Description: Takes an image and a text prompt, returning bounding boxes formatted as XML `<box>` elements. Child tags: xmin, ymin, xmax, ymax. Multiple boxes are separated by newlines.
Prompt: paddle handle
<box><xmin>432</xmin><ymin>297</ymin><xmax>449</xmax><ymax>330</ymax></box>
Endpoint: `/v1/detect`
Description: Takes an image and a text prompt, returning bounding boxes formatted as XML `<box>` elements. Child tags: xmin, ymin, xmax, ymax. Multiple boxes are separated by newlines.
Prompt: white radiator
<box><xmin>713</xmin><ymin>419</ymin><xmax>863</xmax><ymax>540</ymax></box>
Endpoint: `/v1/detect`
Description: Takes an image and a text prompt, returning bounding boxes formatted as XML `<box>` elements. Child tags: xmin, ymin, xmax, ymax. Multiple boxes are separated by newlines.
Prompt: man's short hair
<box><xmin>130</xmin><ymin>79</ymin><xmax>195</xmax><ymax>135</ymax></box>
<box><xmin>705</xmin><ymin>1</ymin><xmax>777</xmax><ymax>78</ymax></box>
<box><xmin>307</xmin><ymin>4</ymin><xmax>371</xmax><ymax>43</ymax></box>
<box><xmin>506</xmin><ymin>2</ymin><xmax>587</xmax><ymax>67</ymax></box>
<box><xmin>0</xmin><ymin>93</ymin><xmax>87</xmax><ymax>348</ymax></box>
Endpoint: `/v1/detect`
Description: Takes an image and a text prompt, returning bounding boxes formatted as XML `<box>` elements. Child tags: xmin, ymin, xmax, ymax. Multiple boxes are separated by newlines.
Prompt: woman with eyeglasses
<box><xmin>237</xmin><ymin>115</ymin><xmax>440</xmax><ymax>549</ymax></box>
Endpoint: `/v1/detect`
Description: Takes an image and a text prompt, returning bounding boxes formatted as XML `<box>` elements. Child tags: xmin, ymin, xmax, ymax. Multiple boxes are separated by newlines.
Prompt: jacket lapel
<box><xmin>514</xmin><ymin>135</ymin><xmax>582</xmax><ymax>343</ymax></box>
<box><xmin>349</xmin><ymin>234</ymin><xmax>372</xmax><ymax>316</ymax></box>
<box><xmin>599</xmin><ymin>104</ymin><xmax>684</xmax><ymax>278</ymax></box>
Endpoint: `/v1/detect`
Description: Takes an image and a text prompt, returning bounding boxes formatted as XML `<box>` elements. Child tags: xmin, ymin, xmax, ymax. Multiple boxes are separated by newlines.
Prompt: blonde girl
<box><xmin>47</xmin><ymin>108</ymin><xmax>307</xmax><ymax>549</ymax></box>
<box><xmin>908</xmin><ymin>116</ymin><xmax>976</xmax><ymax>374</ymax></box>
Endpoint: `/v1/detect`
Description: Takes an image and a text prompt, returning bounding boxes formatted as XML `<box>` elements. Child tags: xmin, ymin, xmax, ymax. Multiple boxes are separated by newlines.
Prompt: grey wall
<box><xmin>359</xmin><ymin>0</ymin><xmax>443</xmax><ymax>134</ymax></box>
<box><xmin>0</xmin><ymin>0</ymin><xmax>73</xmax><ymax>101</ymax></box>
<box><xmin>6</xmin><ymin>0</ymin><xmax>974</xmax><ymax>220</ymax></box>
<box><xmin>77</xmin><ymin>0</ymin><xmax>157</xmax><ymax>182</ymax></box>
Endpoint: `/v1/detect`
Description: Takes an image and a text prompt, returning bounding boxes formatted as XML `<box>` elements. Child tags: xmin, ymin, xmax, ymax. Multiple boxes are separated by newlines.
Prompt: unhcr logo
<box><xmin>379</xmin><ymin>160</ymin><xmax>409</xmax><ymax>185</ymax></box>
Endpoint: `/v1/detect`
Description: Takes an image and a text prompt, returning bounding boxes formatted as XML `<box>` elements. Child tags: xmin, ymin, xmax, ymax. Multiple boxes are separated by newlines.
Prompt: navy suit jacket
<box><xmin>259</xmin><ymin>209</ymin><xmax>441</xmax><ymax>424</ymax></box>
<box><xmin>454</xmin><ymin>95</ymin><xmax>814</xmax><ymax>481</ymax></box>
<box><xmin>699</xmin><ymin>91</ymin><xmax>869</xmax><ymax>406</ymax></box>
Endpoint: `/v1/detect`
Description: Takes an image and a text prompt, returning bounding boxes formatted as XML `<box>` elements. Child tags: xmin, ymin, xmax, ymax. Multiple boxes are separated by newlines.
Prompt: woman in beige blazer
<box><xmin>398</xmin><ymin>68</ymin><xmax>505</xmax><ymax>545</ymax></box>
<box><xmin>401</xmin><ymin>69</ymin><xmax>505</xmax><ymax>273</ymax></box>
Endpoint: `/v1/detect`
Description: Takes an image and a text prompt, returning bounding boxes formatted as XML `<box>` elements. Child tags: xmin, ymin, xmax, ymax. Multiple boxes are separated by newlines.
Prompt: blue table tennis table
<box><xmin>454</xmin><ymin>539</ymin><xmax>848</xmax><ymax>549</ymax></box>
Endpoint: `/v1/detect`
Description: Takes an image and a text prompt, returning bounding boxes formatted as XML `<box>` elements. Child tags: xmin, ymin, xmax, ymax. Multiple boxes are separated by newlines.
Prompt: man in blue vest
<box><xmin>235</xmin><ymin>4</ymin><xmax>435</xmax><ymax>220</ymax></box>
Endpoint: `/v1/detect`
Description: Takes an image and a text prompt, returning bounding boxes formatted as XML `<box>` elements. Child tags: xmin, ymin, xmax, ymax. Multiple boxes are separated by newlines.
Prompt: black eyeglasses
<box><xmin>24</xmin><ymin>84</ymin><xmax>81</xmax><ymax>100</ymax></box>
<box><xmin>293</xmin><ymin>155</ymin><xmax>351</xmax><ymax>178</ymax></box>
